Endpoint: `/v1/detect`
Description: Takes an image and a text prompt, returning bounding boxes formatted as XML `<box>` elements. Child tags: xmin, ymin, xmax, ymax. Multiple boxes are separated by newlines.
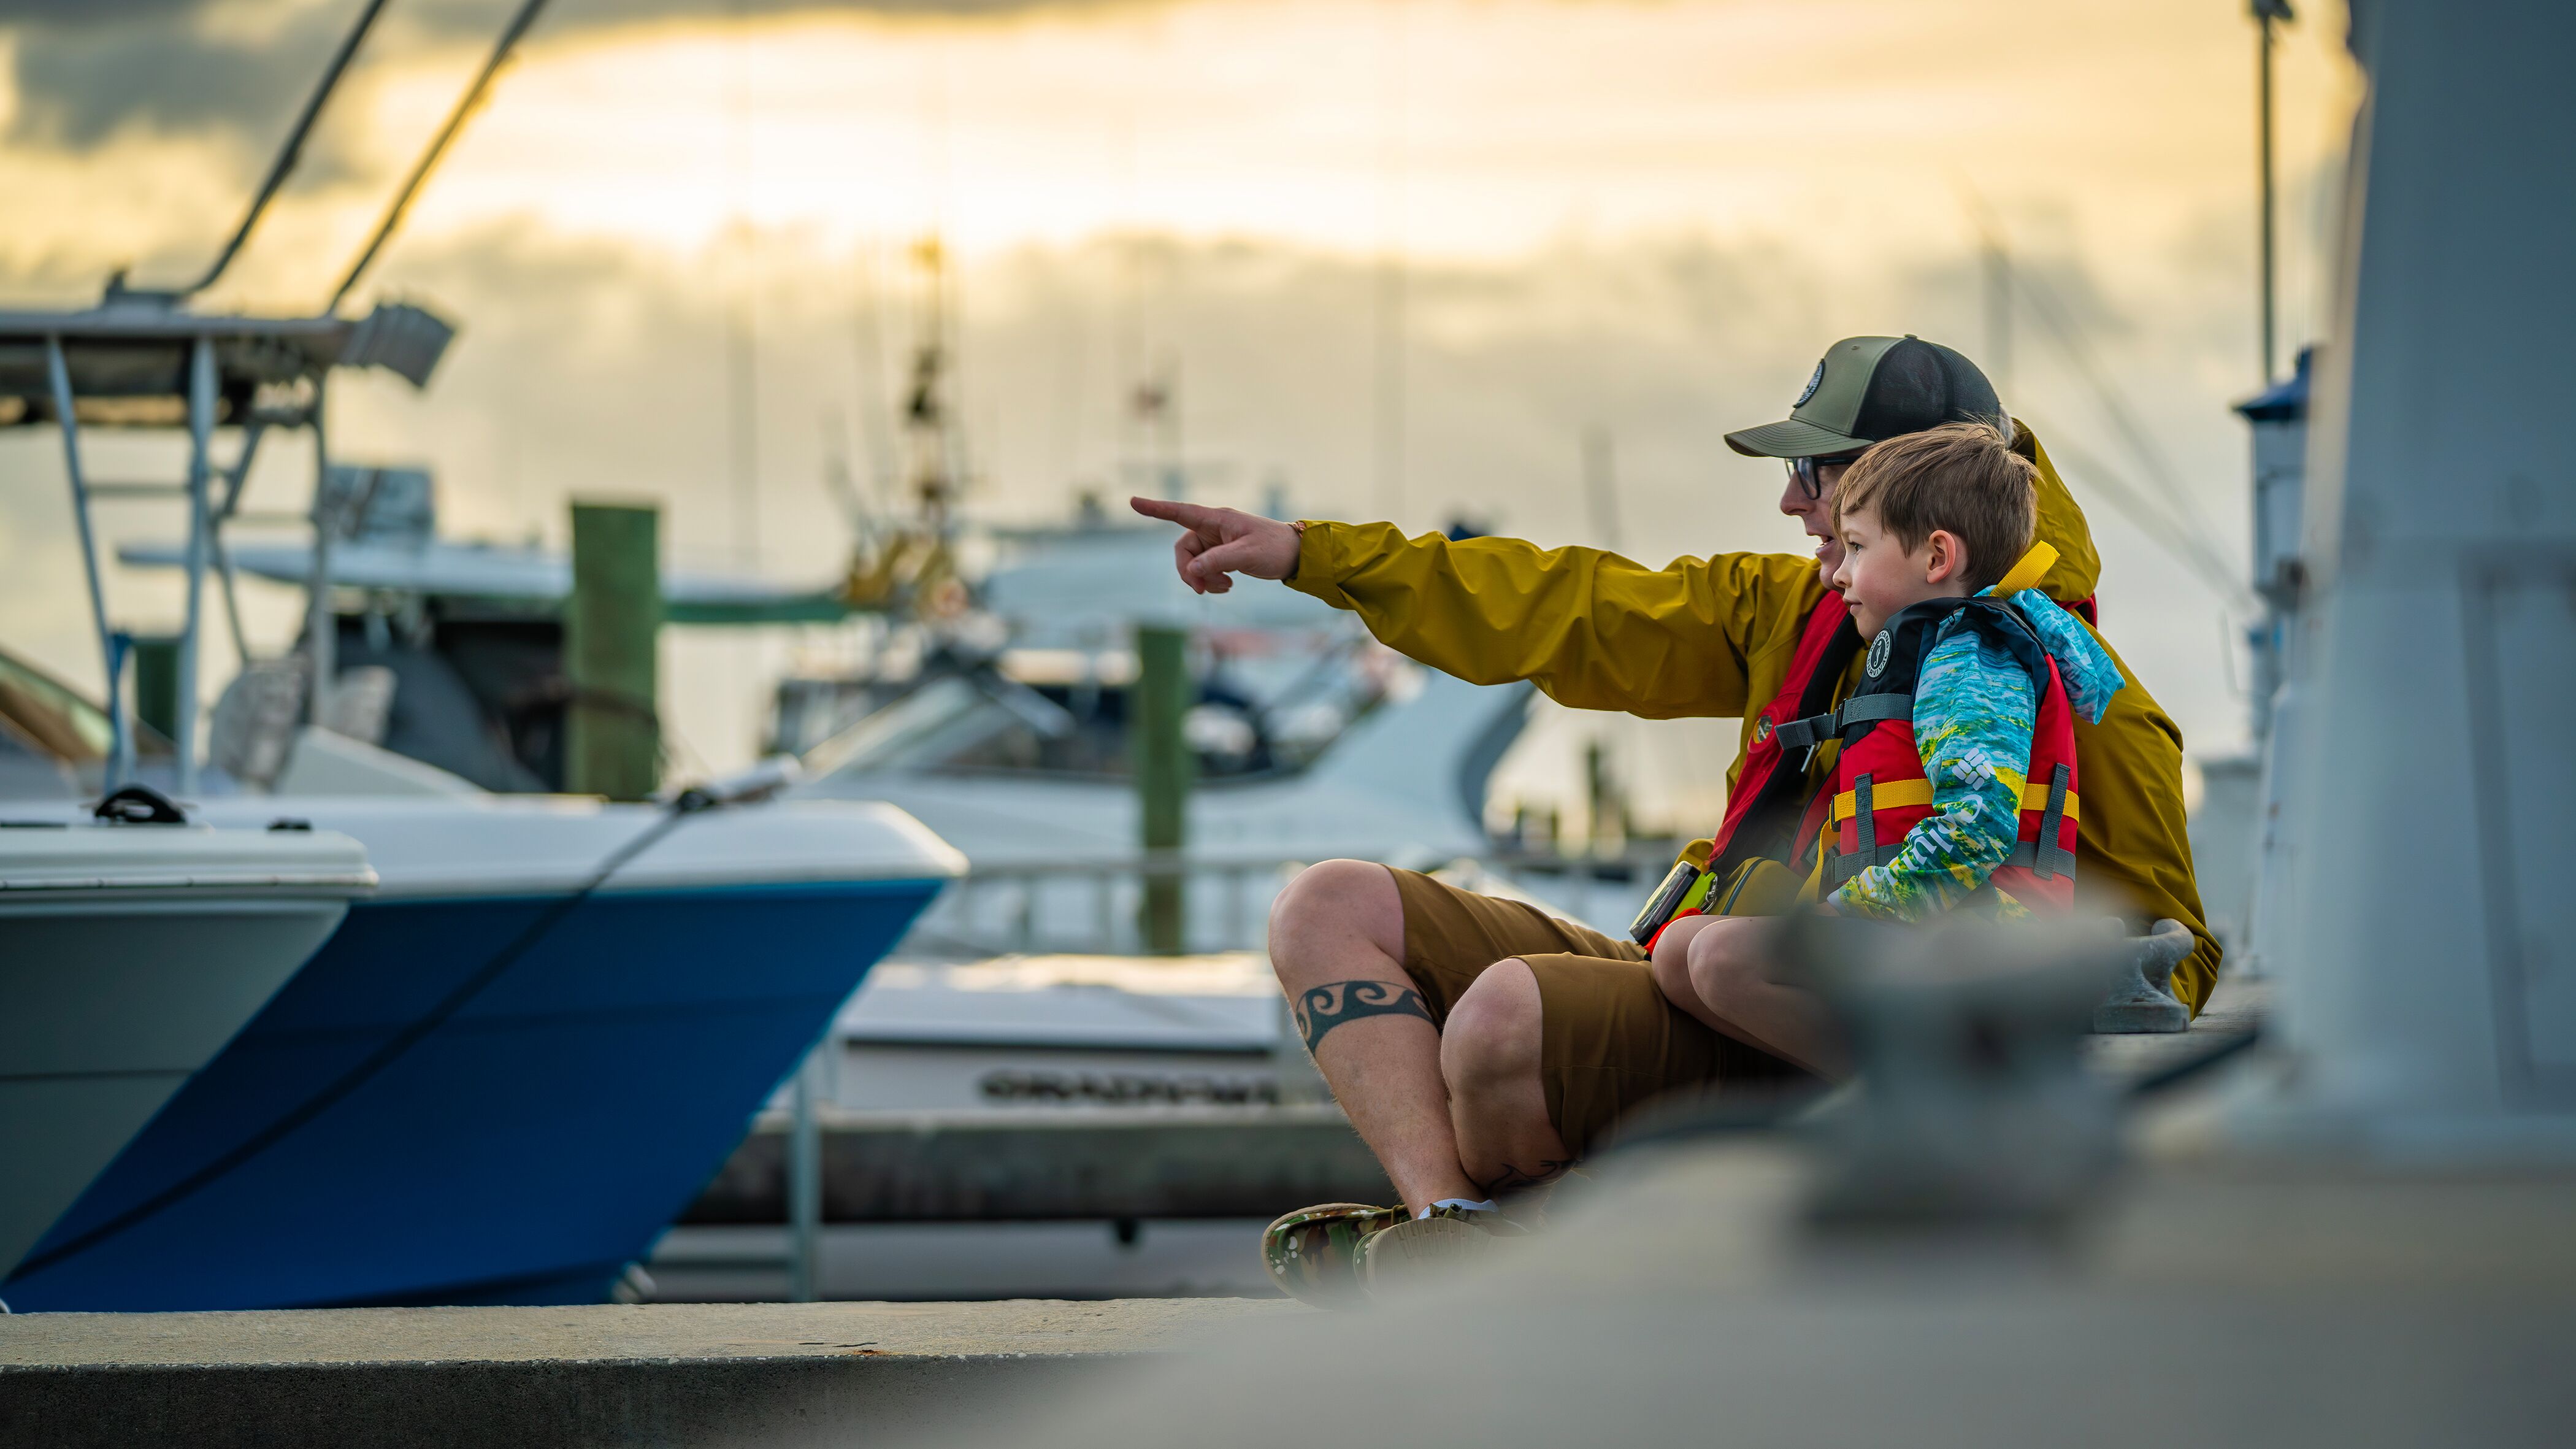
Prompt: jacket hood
<box><xmin>2016</xmin><ymin>421</ymin><xmax>2101</xmax><ymax>603</ymax></box>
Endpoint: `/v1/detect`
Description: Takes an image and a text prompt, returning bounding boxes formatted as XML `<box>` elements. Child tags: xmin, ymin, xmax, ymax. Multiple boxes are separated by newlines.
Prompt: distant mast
<box><xmin>2253</xmin><ymin>0</ymin><xmax>2294</xmax><ymax>386</ymax></box>
<box><xmin>902</xmin><ymin>236</ymin><xmax>964</xmax><ymax>537</ymax></box>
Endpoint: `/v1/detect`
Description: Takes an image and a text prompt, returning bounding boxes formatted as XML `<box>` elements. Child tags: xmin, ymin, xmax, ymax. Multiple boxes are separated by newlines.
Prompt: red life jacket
<box><xmin>1659</xmin><ymin>583</ymin><xmax>2095</xmax><ymax>948</ymax></box>
<box><xmin>1776</xmin><ymin>596</ymin><xmax>2081</xmax><ymax>910</ymax></box>
<box><xmin>1702</xmin><ymin>593</ymin><xmax>1866</xmax><ymax>877</ymax></box>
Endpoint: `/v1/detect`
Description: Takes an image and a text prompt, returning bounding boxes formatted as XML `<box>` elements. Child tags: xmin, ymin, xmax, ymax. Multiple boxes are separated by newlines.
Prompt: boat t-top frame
<box><xmin>0</xmin><ymin>302</ymin><xmax>453</xmax><ymax>793</ymax></box>
<box><xmin>0</xmin><ymin>0</ymin><xmax>556</xmax><ymax>793</ymax></box>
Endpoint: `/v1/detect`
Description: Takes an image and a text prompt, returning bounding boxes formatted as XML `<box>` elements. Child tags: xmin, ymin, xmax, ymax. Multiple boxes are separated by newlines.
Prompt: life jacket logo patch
<box><xmin>1865</xmin><ymin>629</ymin><xmax>1892</xmax><ymax>677</ymax></box>
<box><xmin>1795</xmin><ymin>361</ymin><xmax>1825</xmax><ymax>407</ymax></box>
<box><xmin>1754</xmin><ymin>715</ymin><xmax>1773</xmax><ymax>744</ymax></box>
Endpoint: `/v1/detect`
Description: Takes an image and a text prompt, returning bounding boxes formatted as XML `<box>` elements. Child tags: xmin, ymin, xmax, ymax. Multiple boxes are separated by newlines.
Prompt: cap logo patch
<box><xmin>1795</xmin><ymin>361</ymin><xmax>1825</xmax><ymax>407</ymax></box>
<box><xmin>1866</xmin><ymin>629</ymin><xmax>1892</xmax><ymax>677</ymax></box>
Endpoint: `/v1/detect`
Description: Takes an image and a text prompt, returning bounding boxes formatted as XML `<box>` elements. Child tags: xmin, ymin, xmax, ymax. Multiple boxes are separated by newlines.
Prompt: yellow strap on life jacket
<box><xmin>1991</xmin><ymin>542</ymin><xmax>2058</xmax><ymax>597</ymax></box>
<box><xmin>1831</xmin><ymin>777</ymin><xmax>1933</xmax><ymax>820</ymax></box>
<box><xmin>1830</xmin><ymin>778</ymin><xmax>2080</xmax><ymax>824</ymax></box>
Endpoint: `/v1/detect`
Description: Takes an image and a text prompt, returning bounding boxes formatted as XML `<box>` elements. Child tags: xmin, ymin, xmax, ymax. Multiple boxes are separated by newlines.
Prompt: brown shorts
<box><xmin>1390</xmin><ymin>868</ymin><xmax>1809</xmax><ymax>1158</ymax></box>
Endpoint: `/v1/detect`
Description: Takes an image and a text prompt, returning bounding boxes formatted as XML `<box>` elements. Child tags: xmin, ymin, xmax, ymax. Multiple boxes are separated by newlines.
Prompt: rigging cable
<box><xmin>2026</xmin><ymin>427</ymin><xmax>2259</xmax><ymax>613</ymax></box>
<box><xmin>185</xmin><ymin>0</ymin><xmax>396</xmax><ymax>298</ymax></box>
<box><xmin>328</xmin><ymin>0</ymin><xmax>557</xmax><ymax>310</ymax></box>
<box><xmin>1954</xmin><ymin>190</ymin><xmax>2257</xmax><ymax>614</ymax></box>
<box><xmin>2005</xmin><ymin>260</ymin><xmax>2242</xmax><ymax>575</ymax></box>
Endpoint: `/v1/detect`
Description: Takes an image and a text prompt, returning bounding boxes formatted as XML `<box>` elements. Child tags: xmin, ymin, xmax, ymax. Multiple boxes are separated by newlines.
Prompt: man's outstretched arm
<box><xmin>1130</xmin><ymin>496</ymin><xmax>1822</xmax><ymax>720</ymax></box>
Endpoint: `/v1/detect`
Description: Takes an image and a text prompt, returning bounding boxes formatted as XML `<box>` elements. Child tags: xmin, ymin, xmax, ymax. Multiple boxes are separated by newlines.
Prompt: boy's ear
<box><xmin>1925</xmin><ymin>528</ymin><xmax>1969</xmax><ymax>586</ymax></box>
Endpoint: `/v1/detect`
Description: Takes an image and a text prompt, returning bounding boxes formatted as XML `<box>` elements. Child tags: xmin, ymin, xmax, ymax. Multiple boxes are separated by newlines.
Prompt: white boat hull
<box><xmin>0</xmin><ymin>824</ymin><xmax>372</xmax><ymax>1279</ymax></box>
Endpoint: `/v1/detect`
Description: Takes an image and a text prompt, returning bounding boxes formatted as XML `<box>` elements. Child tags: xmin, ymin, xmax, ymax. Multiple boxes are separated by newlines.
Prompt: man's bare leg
<box><xmin>1666</xmin><ymin>915</ymin><xmax>1849</xmax><ymax>1078</ymax></box>
<box><xmin>1439</xmin><ymin>960</ymin><xmax>1576</xmax><ymax>1196</ymax></box>
<box><xmin>1267</xmin><ymin>860</ymin><xmax>1482</xmax><ymax>1213</ymax></box>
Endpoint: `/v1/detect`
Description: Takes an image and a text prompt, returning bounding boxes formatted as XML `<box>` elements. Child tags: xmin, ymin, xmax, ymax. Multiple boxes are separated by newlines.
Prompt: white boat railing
<box><xmin>895</xmin><ymin>847</ymin><xmax>1667</xmax><ymax>958</ymax></box>
<box><xmin>900</xmin><ymin>850</ymin><xmax>1310</xmax><ymax>957</ymax></box>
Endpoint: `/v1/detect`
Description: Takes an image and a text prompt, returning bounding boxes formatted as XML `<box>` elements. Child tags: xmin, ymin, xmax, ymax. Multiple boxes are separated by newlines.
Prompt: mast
<box><xmin>2254</xmin><ymin>1</ymin><xmax>2294</xmax><ymax>385</ymax></box>
<box><xmin>902</xmin><ymin>236</ymin><xmax>961</xmax><ymax>535</ymax></box>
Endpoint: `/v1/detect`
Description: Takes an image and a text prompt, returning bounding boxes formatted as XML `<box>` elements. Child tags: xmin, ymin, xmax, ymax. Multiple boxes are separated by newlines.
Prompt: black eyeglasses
<box><xmin>1787</xmin><ymin>453</ymin><xmax>1863</xmax><ymax>501</ymax></box>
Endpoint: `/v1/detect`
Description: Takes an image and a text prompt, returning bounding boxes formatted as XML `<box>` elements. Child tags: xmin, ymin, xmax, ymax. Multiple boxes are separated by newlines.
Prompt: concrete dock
<box><xmin>0</xmin><ymin>1297</ymin><xmax>1294</xmax><ymax>1448</ymax></box>
<box><xmin>0</xmin><ymin>982</ymin><xmax>2269</xmax><ymax>1447</ymax></box>
<box><xmin>686</xmin><ymin>1102</ymin><xmax>1395</xmax><ymax>1224</ymax></box>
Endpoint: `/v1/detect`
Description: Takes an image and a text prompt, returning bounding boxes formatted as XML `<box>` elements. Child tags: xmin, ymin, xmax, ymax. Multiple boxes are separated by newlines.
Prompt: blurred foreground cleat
<box><xmin>2092</xmin><ymin>918</ymin><xmax>2195</xmax><ymax>1034</ymax></box>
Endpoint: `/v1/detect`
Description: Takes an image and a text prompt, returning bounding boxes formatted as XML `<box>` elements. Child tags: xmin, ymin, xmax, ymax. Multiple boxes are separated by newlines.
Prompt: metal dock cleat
<box><xmin>2091</xmin><ymin>917</ymin><xmax>2196</xmax><ymax>1034</ymax></box>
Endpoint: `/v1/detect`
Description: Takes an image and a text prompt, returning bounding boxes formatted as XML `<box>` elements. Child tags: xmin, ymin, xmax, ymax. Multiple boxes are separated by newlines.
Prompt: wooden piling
<box><xmin>1133</xmin><ymin>624</ymin><xmax>1193</xmax><ymax>954</ymax></box>
<box><xmin>129</xmin><ymin>634</ymin><xmax>182</xmax><ymax>745</ymax></box>
<box><xmin>565</xmin><ymin>502</ymin><xmax>662</xmax><ymax>801</ymax></box>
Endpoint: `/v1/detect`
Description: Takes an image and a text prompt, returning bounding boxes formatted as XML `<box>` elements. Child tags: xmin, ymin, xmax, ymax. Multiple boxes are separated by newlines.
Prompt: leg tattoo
<box><xmin>1478</xmin><ymin>1159</ymin><xmax>1574</xmax><ymax>1196</ymax></box>
<box><xmin>1297</xmin><ymin>980</ymin><xmax>1435</xmax><ymax>1053</ymax></box>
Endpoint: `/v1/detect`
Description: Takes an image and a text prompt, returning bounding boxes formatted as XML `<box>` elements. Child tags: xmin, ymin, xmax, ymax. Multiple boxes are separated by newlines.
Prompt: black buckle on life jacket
<box><xmin>1772</xmin><ymin>710</ymin><xmax>1833</xmax><ymax>754</ymax></box>
<box><xmin>1779</xmin><ymin>691</ymin><xmax>1914</xmax><ymax>769</ymax></box>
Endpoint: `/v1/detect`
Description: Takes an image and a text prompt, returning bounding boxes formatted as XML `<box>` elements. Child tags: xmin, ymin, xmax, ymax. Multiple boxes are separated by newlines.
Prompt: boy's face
<box><xmin>1828</xmin><ymin>501</ymin><xmax>1971</xmax><ymax>638</ymax></box>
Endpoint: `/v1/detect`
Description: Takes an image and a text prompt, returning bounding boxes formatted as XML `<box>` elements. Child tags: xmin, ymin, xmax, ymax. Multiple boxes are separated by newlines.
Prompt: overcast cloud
<box><xmin>0</xmin><ymin>0</ymin><xmax>2359</xmax><ymax>818</ymax></box>
<box><xmin>2</xmin><ymin>0</ymin><xmax>1141</xmax><ymax>150</ymax></box>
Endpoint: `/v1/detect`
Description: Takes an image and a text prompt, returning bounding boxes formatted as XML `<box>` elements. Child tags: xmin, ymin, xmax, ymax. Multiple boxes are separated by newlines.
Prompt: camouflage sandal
<box><xmin>1354</xmin><ymin>1205</ymin><xmax>1525</xmax><ymax>1297</ymax></box>
<box><xmin>1260</xmin><ymin>1202</ymin><xmax>1407</xmax><ymax>1308</ymax></box>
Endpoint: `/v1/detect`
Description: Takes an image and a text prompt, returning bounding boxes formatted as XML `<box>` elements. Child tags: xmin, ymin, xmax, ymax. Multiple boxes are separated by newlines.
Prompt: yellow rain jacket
<box><xmin>1283</xmin><ymin>427</ymin><xmax>2220</xmax><ymax>1013</ymax></box>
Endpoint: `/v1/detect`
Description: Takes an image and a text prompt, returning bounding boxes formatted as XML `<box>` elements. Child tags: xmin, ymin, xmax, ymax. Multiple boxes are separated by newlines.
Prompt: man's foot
<box><xmin>1353</xmin><ymin>1204</ymin><xmax>1525</xmax><ymax>1297</ymax></box>
<box><xmin>1261</xmin><ymin>1202</ymin><xmax>1408</xmax><ymax>1307</ymax></box>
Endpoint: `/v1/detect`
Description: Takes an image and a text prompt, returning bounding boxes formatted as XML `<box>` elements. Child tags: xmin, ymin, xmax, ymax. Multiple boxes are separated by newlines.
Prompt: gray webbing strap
<box><xmin>1824</xmin><ymin>777</ymin><xmax>1887</xmax><ymax>890</ymax></box>
<box><xmin>1834</xmin><ymin>693</ymin><xmax>1912</xmax><ymax>731</ymax></box>
<box><xmin>2034</xmin><ymin>763</ymin><xmax>2074</xmax><ymax>880</ymax></box>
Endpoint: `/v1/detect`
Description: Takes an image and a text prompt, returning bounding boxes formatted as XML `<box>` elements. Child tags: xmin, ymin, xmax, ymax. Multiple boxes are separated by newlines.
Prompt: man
<box><xmin>1132</xmin><ymin>336</ymin><xmax>2216</xmax><ymax>1297</ymax></box>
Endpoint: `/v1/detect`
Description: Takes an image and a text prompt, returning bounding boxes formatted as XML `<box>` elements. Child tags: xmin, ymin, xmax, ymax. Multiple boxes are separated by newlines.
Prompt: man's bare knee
<box><xmin>1650</xmin><ymin>938</ymin><xmax>1698</xmax><ymax>1010</ymax></box>
<box><xmin>1440</xmin><ymin>958</ymin><xmax>1541</xmax><ymax>1093</ymax></box>
<box><xmin>1644</xmin><ymin>913</ymin><xmax>1715</xmax><ymax>1004</ymax></box>
<box><xmin>1685</xmin><ymin>921</ymin><xmax>1771</xmax><ymax>1017</ymax></box>
<box><xmin>1267</xmin><ymin>858</ymin><xmax>1403</xmax><ymax>987</ymax></box>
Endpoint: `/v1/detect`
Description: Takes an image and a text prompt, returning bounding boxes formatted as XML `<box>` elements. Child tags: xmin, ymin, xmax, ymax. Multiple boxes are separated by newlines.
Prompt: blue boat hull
<box><xmin>6</xmin><ymin>878</ymin><xmax>941</xmax><ymax>1310</ymax></box>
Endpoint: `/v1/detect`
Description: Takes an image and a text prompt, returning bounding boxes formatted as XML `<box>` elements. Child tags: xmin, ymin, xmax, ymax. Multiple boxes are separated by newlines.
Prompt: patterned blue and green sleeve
<box><xmin>1827</xmin><ymin>622</ymin><xmax>2035</xmax><ymax>921</ymax></box>
<box><xmin>1827</xmin><ymin>591</ymin><xmax>2123</xmax><ymax>923</ymax></box>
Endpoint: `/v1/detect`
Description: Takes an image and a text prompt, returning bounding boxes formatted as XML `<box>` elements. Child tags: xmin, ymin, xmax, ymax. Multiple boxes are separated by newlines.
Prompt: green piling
<box><xmin>130</xmin><ymin>635</ymin><xmax>182</xmax><ymax>744</ymax></box>
<box><xmin>1134</xmin><ymin>624</ymin><xmax>1193</xmax><ymax>954</ymax></box>
<box><xmin>565</xmin><ymin>501</ymin><xmax>662</xmax><ymax>801</ymax></box>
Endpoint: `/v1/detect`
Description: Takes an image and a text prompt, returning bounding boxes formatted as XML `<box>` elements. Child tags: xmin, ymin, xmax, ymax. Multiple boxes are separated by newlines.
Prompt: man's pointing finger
<box><xmin>1130</xmin><ymin>496</ymin><xmax>1214</xmax><ymax>532</ymax></box>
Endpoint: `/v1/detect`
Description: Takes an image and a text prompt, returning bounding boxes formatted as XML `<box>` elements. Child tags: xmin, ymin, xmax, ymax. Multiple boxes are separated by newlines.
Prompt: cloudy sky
<box><xmin>0</xmin><ymin>0</ymin><xmax>2361</xmax><ymax>825</ymax></box>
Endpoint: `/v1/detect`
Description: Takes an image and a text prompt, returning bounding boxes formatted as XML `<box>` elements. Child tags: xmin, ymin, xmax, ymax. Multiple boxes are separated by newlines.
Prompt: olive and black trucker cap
<box><xmin>1723</xmin><ymin>335</ymin><xmax>2005</xmax><ymax>459</ymax></box>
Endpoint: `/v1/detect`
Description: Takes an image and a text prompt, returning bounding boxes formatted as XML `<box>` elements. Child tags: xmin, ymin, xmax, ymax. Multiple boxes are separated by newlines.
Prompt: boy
<box><xmin>1649</xmin><ymin>421</ymin><xmax>2126</xmax><ymax>1077</ymax></box>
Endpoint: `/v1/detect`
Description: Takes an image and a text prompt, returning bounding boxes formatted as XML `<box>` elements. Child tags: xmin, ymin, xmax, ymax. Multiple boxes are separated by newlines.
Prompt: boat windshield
<box><xmin>802</xmin><ymin>675</ymin><xmax>1014</xmax><ymax>777</ymax></box>
<box><xmin>0</xmin><ymin>647</ymin><xmax>115</xmax><ymax>762</ymax></box>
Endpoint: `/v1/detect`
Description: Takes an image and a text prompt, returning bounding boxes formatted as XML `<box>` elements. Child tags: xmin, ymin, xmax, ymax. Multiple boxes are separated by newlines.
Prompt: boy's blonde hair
<box><xmin>1832</xmin><ymin>420</ymin><xmax>2037</xmax><ymax>593</ymax></box>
